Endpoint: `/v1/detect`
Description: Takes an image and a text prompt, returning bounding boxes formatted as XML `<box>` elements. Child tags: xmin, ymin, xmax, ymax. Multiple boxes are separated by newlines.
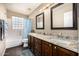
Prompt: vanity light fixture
<box><xmin>39</xmin><ymin>4</ymin><xmax>53</xmax><ymax>11</ymax></box>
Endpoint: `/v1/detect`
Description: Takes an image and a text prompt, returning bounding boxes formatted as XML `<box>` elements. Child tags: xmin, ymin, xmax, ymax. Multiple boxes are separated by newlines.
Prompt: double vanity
<box><xmin>28</xmin><ymin>33</ymin><xmax>78</xmax><ymax>56</ymax></box>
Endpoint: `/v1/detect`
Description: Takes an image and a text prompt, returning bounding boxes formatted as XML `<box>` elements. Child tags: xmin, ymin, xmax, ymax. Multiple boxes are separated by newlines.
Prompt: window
<box><xmin>12</xmin><ymin>16</ymin><xmax>24</xmax><ymax>29</ymax></box>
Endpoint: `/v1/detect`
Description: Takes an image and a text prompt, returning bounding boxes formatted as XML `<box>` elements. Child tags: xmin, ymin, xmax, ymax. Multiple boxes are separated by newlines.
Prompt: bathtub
<box><xmin>6</xmin><ymin>39</ymin><xmax>22</xmax><ymax>49</ymax></box>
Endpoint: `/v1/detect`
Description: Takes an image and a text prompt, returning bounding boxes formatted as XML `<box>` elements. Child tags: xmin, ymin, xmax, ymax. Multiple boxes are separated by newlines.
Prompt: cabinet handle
<box><xmin>54</xmin><ymin>46</ymin><xmax>57</xmax><ymax>49</ymax></box>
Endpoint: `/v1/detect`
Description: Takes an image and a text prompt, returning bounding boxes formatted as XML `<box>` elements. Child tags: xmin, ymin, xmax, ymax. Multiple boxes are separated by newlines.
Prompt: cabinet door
<box><xmin>30</xmin><ymin>36</ymin><xmax>33</xmax><ymax>51</ymax></box>
<box><xmin>57</xmin><ymin>46</ymin><xmax>78</xmax><ymax>56</ymax></box>
<box><xmin>42</xmin><ymin>41</ymin><xmax>53</xmax><ymax>56</ymax></box>
<box><xmin>52</xmin><ymin>45</ymin><xmax>57</xmax><ymax>56</ymax></box>
<box><xmin>41</xmin><ymin>42</ymin><xmax>45</xmax><ymax>56</ymax></box>
<box><xmin>28</xmin><ymin>35</ymin><xmax>31</xmax><ymax>49</ymax></box>
<box><xmin>30</xmin><ymin>36</ymin><xmax>35</xmax><ymax>53</ymax></box>
<box><xmin>34</xmin><ymin>38</ymin><xmax>42</xmax><ymax>56</ymax></box>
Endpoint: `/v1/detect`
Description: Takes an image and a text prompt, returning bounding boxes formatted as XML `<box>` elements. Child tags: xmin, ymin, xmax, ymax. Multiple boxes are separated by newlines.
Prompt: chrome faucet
<box><xmin>57</xmin><ymin>32</ymin><xmax>63</xmax><ymax>39</ymax></box>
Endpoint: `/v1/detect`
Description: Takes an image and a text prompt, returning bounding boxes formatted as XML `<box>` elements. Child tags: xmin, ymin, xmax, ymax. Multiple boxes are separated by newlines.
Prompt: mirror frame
<box><xmin>36</xmin><ymin>12</ymin><xmax>44</xmax><ymax>29</ymax></box>
<box><xmin>51</xmin><ymin>3</ymin><xmax>77</xmax><ymax>30</ymax></box>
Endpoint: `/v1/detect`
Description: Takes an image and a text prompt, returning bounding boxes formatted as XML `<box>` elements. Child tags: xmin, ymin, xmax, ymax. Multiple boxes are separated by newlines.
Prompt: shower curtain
<box><xmin>22</xmin><ymin>19</ymin><xmax>32</xmax><ymax>39</ymax></box>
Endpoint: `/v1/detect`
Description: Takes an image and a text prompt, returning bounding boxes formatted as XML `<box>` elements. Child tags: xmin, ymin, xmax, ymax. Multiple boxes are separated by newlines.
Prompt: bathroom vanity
<box><xmin>28</xmin><ymin>33</ymin><xmax>78</xmax><ymax>56</ymax></box>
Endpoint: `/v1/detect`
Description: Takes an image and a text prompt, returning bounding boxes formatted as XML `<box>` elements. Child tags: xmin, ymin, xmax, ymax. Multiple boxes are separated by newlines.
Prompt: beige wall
<box><xmin>29</xmin><ymin>3</ymin><xmax>78</xmax><ymax>39</ymax></box>
<box><xmin>7</xmin><ymin>10</ymin><xmax>28</xmax><ymax>32</ymax></box>
<box><xmin>7</xmin><ymin>10</ymin><xmax>27</xmax><ymax>19</ymax></box>
<box><xmin>0</xmin><ymin>4</ymin><xmax>7</xmax><ymax>56</ymax></box>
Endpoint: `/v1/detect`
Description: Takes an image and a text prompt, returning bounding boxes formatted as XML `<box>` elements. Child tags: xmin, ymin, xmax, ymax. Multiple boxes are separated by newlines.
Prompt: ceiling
<box><xmin>5</xmin><ymin>3</ymin><xmax>41</xmax><ymax>15</ymax></box>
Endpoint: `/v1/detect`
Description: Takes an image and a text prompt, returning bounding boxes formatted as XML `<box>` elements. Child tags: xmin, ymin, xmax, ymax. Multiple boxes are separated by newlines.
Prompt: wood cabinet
<box><xmin>34</xmin><ymin>37</ymin><xmax>42</xmax><ymax>56</ymax></box>
<box><xmin>28</xmin><ymin>35</ymin><xmax>31</xmax><ymax>49</ymax></box>
<box><xmin>52</xmin><ymin>44</ymin><xmax>58</xmax><ymax>56</ymax></box>
<box><xmin>56</xmin><ymin>46</ymin><xmax>78</xmax><ymax>56</ymax></box>
<box><xmin>52</xmin><ymin>44</ymin><xmax>78</xmax><ymax>56</ymax></box>
<box><xmin>42</xmin><ymin>40</ymin><xmax>53</xmax><ymax>56</ymax></box>
<box><xmin>28</xmin><ymin>35</ymin><xmax>78</xmax><ymax>56</ymax></box>
<box><xmin>28</xmin><ymin>36</ymin><xmax>42</xmax><ymax>56</ymax></box>
<box><xmin>28</xmin><ymin>35</ymin><xmax>35</xmax><ymax>53</ymax></box>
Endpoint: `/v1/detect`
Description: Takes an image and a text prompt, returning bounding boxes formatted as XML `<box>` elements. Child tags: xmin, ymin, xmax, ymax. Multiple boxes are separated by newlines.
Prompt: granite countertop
<box><xmin>29</xmin><ymin>33</ymin><xmax>78</xmax><ymax>53</ymax></box>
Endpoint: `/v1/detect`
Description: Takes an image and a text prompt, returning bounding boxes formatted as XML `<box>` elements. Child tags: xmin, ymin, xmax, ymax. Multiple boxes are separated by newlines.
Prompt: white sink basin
<box><xmin>56</xmin><ymin>39</ymin><xmax>71</xmax><ymax>44</ymax></box>
<box><xmin>44</xmin><ymin>35</ymin><xmax>72</xmax><ymax>45</ymax></box>
<box><xmin>51</xmin><ymin>39</ymin><xmax>73</xmax><ymax>45</ymax></box>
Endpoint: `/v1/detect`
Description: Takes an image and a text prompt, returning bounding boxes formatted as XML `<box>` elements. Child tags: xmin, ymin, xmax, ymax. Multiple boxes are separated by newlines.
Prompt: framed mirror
<box><xmin>36</xmin><ymin>13</ymin><xmax>44</xmax><ymax>29</ymax></box>
<box><xmin>51</xmin><ymin>3</ymin><xmax>77</xmax><ymax>30</ymax></box>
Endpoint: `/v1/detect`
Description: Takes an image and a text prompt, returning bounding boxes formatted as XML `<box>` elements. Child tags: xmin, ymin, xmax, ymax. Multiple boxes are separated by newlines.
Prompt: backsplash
<box><xmin>34</xmin><ymin>30</ymin><xmax>77</xmax><ymax>40</ymax></box>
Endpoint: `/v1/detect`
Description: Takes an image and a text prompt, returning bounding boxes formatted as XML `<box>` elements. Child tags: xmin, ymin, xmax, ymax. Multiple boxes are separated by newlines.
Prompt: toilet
<box><xmin>22</xmin><ymin>38</ymin><xmax>28</xmax><ymax>47</ymax></box>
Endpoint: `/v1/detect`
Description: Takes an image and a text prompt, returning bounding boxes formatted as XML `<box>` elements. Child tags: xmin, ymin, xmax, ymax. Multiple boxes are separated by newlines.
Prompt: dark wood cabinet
<box><xmin>30</xmin><ymin>36</ymin><xmax>33</xmax><ymax>52</ymax></box>
<box><xmin>42</xmin><ymin>40</ymin><xmax>53</xmax><ymax>56</ymax></box>
<box><xmin>28</xmin><ymin>35</ymin><xmax>78</xmax><ymax>56</ymax></box>
<box><xmin>52</xmin><ymin>44</ymin><xmax>57</xmax><ymax>56</ymax></box>
<box><xmin>34</xmin><ymin>38</ymin><xmax>42</xmax><ymax>56</ymax></box>
<box><xmin>28</xmin><ymin>35</ymin><xmax>35</xmax><ymax>53</ymax></box>
<box><xmin>56</xmin><ymin>46</ymin><xmax>78</xmax><ymax>56</ymax></box>
<box><xmin>52</xmin><ymin>45</ymin><xmax>78</xmax><ymax>56</ymax></box>
<box><xmin>28</xmin><ymin>36</ymin><xmax>42</xmax><ymax>56</ymax></box>
<box><xmin>28</xmin><ymin>35</ymin><xmax>31</xmax><ymax>49</ymax></box>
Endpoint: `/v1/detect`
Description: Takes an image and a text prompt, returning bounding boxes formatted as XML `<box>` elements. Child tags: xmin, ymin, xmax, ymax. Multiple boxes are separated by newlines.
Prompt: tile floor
<box><xmin>4</xmin><ymin>46</ymin><xmax>34</xmax><ymax>56</ymax></box>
